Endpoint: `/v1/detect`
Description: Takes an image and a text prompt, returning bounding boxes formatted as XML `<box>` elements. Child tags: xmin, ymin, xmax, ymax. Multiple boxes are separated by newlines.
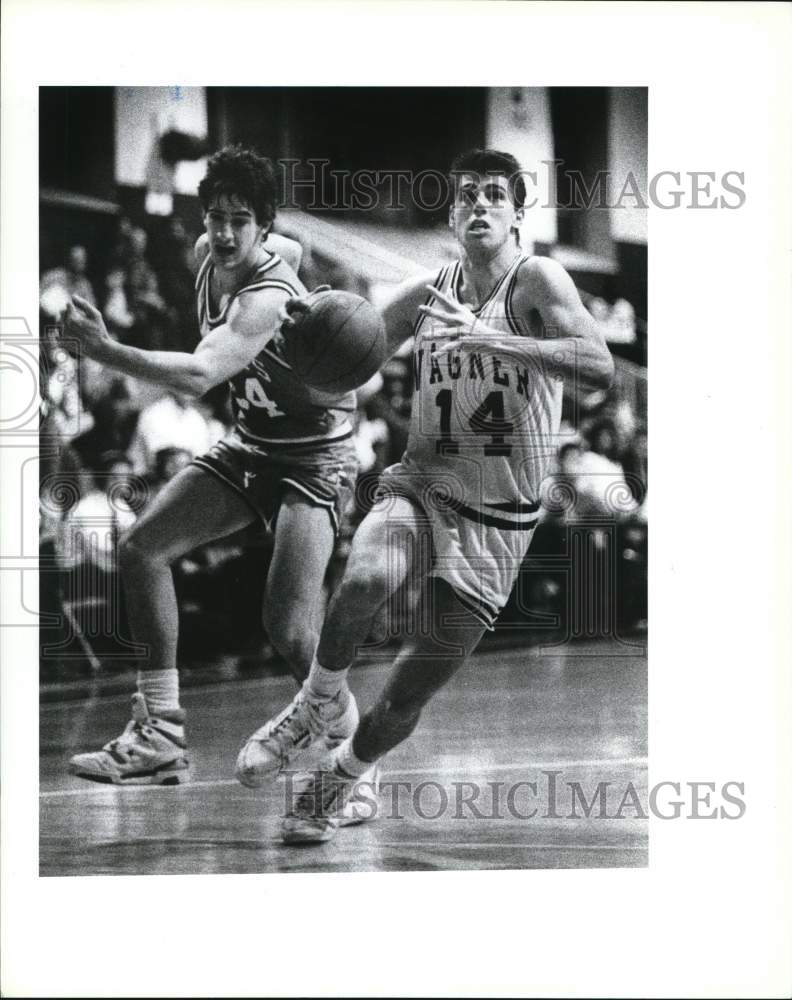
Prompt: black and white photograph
<box><xmin>37</xmin><ymin>83</ymin><xmax>649</xmax><ymax>877</ymax></box>
<box><xmin>2</xmin><ymin>2</ymin><xmax>790</xmax><ymax>998</ymax></box>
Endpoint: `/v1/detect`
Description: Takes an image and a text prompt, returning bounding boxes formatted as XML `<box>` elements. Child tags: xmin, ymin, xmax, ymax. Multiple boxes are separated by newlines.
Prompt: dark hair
<box><xmin>449</xmin><ymin>148</ymin><xmax>526</xmax><ymax>209</ymax></box>
<box><xmin>198</xmin><ymin>146</ymin><xmax>278</xmax><ymax>227</ymax></box>
<box><xmin>154</xmin><ymin>446</ymin><xmax>192</xmax><ymax>480</ymax></box>
<box><xmin>587</xmin><ymin>417</ymin><xmax>619</xmax><ymax>458</ymax></box>
<box><xmin>96</xmin><ymin>449</ymin><xmax>132</xmax><ymax>474</ymax></box>
<box><xmin>558</xmin><ymin>442</ymin><xmax>583</xmax><ymax>462</ymax></box>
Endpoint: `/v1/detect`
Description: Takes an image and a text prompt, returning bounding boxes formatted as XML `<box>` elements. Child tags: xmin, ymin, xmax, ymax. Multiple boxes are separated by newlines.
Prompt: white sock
<box><xmin>137</xmin><ymin>669</ymin><xmax>181</xmax><ymax>717</ymax></box>
<box><xmin>335</xmin><ymin>737</ymin><xmax>374</xmax><ymax>779</ymax></box>
<box><xmin>306</xmin><ymin>656</ymin><xmax>349</xmax><ymax>701</ymax></box>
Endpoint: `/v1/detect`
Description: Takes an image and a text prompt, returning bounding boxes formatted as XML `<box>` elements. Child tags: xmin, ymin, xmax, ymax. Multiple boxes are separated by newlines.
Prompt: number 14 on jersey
<box><xmin>435</xmin><ymin>388</ymin><xmax>514</xmax><ymax>457</ymax></box>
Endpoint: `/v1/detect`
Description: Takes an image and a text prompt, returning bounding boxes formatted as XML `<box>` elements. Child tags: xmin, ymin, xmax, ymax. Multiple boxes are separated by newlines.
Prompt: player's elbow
<box><xmin>587</xmin><ymin>322</ymin><xmax>615</xmax><ymax>390</ymax></box>
<box><xmin>182</xmin><ymin>375</ymin><xmax>215</xmax><ymax>400</ymax></box>
<box><xmin>173</xmin><ymin>360</ymin><xmax>215</xmax><ymax>399</ymax></box>
<box><xmin>577</xmin><ymin>347</ymin><xmax>614</xmax><ymax>392</ymax></box>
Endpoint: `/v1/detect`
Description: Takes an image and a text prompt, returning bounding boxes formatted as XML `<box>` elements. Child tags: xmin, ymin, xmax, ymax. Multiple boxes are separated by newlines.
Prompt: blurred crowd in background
<box><xmin>39</xmin><ymin>218</ymin><xmax>647</xmax><ymax>682</ymax></box>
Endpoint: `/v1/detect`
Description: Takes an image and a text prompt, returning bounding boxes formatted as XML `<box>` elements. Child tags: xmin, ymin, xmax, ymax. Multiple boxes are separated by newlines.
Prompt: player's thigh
<box><xmin>382</xmin><ymin>576</ymin><xmax>487</xmax><ymax>708</ymax></box>
<box><xmin>265</xmin><ymin>490</ymin><xmax>336</xmax><ymax>611</ymax></box>
<box><xmin>343</xmin><ymin>495</ymin><xmax>433</xmax><ymax>598</ymax></box>
<box><xmin>123</xmin><ymin>465</ymin><xmax>257</xmax><ymax>564</ymax></box>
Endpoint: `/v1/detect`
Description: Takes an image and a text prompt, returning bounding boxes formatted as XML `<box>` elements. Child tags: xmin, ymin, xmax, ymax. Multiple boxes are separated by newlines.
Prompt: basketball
<box><xmin>282</xmin><ymin>289</ymin><xmax>388</xmax><ymax>394</ymax></box>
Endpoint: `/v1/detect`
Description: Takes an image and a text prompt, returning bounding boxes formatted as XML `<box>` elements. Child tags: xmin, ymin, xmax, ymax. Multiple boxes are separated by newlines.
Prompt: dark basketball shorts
<box><xmin>192</xmin><ymin>431</ymin><xmax>358</xmax><ymax>536</ymax></box>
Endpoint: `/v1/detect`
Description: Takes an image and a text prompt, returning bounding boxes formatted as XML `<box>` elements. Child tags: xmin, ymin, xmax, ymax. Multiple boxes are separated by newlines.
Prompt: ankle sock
<box><xmin>306</xmin><ymin>656</ymin><xmax>349</xmax><ymax>701</ymax></box>
<box><xmin>335</xmin><ymin>737</ymin><xmax>376</xmax><ymax>779</ymax></box>
<box><xmin>137</xmin><ymin>668</ymin><xmax>181</xmax><ymax>718</ymax></box>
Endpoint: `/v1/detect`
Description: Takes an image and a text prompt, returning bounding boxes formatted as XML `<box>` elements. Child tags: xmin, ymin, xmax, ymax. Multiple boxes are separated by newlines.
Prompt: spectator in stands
<box><xmin>70</xmin><ymin>377</ymin><xmax>140</xmax><ymax>475</ymax></box>
<box><xmin>587</xmin><ymin>295</ymin><xmax>610</xmax><ymax>325</ymax></box>
<box><xmin>43</xmin><ymin>346</ymin><xmax>94</xmax><ymax>445</ymax></box>
<box><xmin>365</xmin><ymin>357</ymin><xmax>412</xmax><ymax>466</ymax></box>
<box><xmin>150</xmin><ymin>217</ymin><xmax>200</xmax><ymax>352</ymax></box>
<box><xmin>103</xmin><ymin>267</ymin><xmax>135</xmax><ymax>338</ymax></box>
<box><xmin>40</xmin><ymin>245</ymin><xmax>97</xmax><ymax>320</ymax></box>
<box><xmin>587</xmin><ymin>417</ymin><xmax>621</xmax><ymax>464</ymax></box>
<box><xmin>56</xmin><ymin>452</ymin><xmax>138</xmax><ymax>575</ymax></box>
<box><xmin>544</xmin><ymin>441</ymin><xmax>584</xmax><ymax>520</ymax></box>
<box><xmin>128</xmin><ymin>389</ymin><xmax>224</xmax><ymax>475</ymax></box>
<box><xmin>352</xmin><ymin>377</ymin><xmax>390</xmax><ymax>477</ymax></box>
<box><xmin>126</xmin><ymin>227</ymin><xmax>164</xmax><ymax>308</ymax></box>
<box><xmin>125</xmin><ymin>226</ymin><xmax>171</xmax><ymax>350</ymax></box>
<box><xmin>608</xmin><ymin>298</ymin><xmax>637</xmax><ymax>345</ymax></box>
<box><xmin>583</xmin><ymin>294</ymin><xmax>637</xmax><ymax>346</ymax></box>
<box><xmin>109</xmin><ymin>216</ymin><xmax>135</xmax><ymax>271</ymax></box>
<box><xmin>545</xmin><ymin>440</ymin><xmax>638</xmax><ymax>523</ymax></box>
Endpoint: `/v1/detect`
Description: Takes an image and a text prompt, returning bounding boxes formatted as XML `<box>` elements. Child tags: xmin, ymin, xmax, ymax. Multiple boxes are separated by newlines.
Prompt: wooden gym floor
<box><xmin>40</xmin><ymin>638</ymin><xmax>647</xmax><ymax>875</ymax></box>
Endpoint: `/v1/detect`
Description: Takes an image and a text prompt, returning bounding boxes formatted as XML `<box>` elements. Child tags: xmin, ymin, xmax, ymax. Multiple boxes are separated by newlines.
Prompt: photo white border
<box><xmin>2</xmin><ymin>1</ymin><xmax>791</xmax><ymax>996</ymax></box>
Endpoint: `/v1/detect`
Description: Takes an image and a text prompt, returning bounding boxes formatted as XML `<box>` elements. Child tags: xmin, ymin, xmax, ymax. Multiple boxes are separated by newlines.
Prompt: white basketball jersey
<box><xmin>404</xmin><ymin>253</ymin><xmax>563</xmax><ymax>526</ymax></box>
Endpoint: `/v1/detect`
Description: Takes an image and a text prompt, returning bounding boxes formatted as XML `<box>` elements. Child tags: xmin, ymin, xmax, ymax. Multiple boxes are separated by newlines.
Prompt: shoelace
<box><xmin>268</xmin><ymin>697</ymin><xmax>308</xmax><ymax>739</ymax></box>
<box><xmin>261</xmin><ymin>694</ymin><xmax>341</xmax><ymax>743</ymax></box>
<box><xmin>305</xmin><ymin>695</ymin><xmax>343</xmax><ymax>735</ymax></box>
<box><xmin>106</xmin><ymin>719</ymin><xmax>152</xmax><ymax>756</ymax></box>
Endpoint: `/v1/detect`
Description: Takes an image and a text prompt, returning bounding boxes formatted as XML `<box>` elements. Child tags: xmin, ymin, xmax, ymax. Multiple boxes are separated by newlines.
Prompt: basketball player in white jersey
<box><xmin>63</xmin><ymin>147</ymin><xmax>360</xmax><ymax>786</ymax></box>
<box><xmin>237</xmin><ymin>148</ymin><xmax>615</xmax><ymax>842</ymax></box>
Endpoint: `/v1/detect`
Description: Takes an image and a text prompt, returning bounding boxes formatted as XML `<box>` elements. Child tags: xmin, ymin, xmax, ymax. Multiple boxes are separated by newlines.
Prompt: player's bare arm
<box><xmin>426</xmin><ymin>256</ymin><xmax>614</xmax><ymax>390</ymax></box>
<box><xmin>380</xmin><ymin>272</ymin><xmax>438</xmax><ymax>356</ymax></box>
<box><xmin>266</xmin><ymin>232</ymin><xmax>303</xmax><ymax>273</ymax></box>
<box><xmin>64</xmin><ymin>287</ymin><xmax>289</xmax><ymax>398</ymax></box>
<box><xmin>271</xmin><ymin>221</ymin><xmax>311</xmax><ymax>274</ymax></box>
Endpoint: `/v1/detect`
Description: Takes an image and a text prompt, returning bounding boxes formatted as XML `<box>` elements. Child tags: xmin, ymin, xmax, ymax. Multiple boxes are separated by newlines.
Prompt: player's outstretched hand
<box><xmin>419</xmin><ymin>284</ymin><xmax>482</xmax><ymax>335</ymax></box>
<box><xmin>278</xmin><ymin>284</ymin><xmax>331</xmax><ymax>332</ymax></box>
<box><xmin>420</xmin><ymin>284</ymin><xmax>486</xmax><ymax>355</ymax></box>
<box><xmin>63</xmin><ymin>295</ymin><xmax>111</xmax><ymax>360</ymax></box>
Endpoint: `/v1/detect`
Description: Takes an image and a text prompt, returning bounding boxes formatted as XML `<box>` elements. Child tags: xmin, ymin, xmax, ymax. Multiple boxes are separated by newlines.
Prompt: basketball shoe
<box><xmin>281</xmin><ymin>753</ymin><xmax>371</xmax><ymax>844</ymax></box>
<box><xmin>68</xmin><ymin>693</ymin><xmax>189</xmax><ymax>785</ymax></box>
<box><xmin>287</xmin><ymin>761</ymin><xmax>381</xmax><ymax>831</ymax></box>
<box><xmin>235</xmin><ymin>685</ymin><xmax>358</xmax><ymax>788</ymax></box>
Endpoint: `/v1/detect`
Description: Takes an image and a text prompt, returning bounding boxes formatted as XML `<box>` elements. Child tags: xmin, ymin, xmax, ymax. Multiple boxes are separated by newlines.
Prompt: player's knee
<box><xmin>337</xmin><ymin>556</ymin><xmax>393</xmax><ymax>609</ymax></box>
<box><xmin>118</xmin><ymin>529</ymin><xmax>150</xmax><ymax>571</ymax></box>
<box><xmin>118</xmin><ymin>527</ymin><xmax>168</xmax><ymax>571</ymax></box>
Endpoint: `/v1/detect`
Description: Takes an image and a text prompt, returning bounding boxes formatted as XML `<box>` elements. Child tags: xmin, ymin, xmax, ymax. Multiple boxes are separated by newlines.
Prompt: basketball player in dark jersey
<box><xmin>242</xmin><ymin>149</ymin><xmax>615</xmax><ymax>842</ymax></box>
<box><xmin>64</xmin><ymin>147</ymin><xmax>360</xmax><ymax>786</ymax></box>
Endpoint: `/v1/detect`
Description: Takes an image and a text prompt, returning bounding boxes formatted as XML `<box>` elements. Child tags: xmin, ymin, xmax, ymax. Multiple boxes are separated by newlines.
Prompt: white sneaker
<box><xmin>68</xmin><ymin>693</ymin><xmax>189</xmax><ymax>786</ymax></box>
<box><xmin>288</xmin><ymin>762</ymin><xmax>381</xmax><ymax>828</ymax></box>
<box><xmin>281</xmin><ymin>755</ymin><xmax>359</xmax><ymax>844</ymax></box>
<box><xmin>235</xmin><ymin>685</ymin><xmax>358</xmax><ymax>788</ymax></box>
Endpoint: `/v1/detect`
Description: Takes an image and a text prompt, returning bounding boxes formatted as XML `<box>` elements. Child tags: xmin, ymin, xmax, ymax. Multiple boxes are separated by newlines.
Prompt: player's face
<box><xmin>450</xmin><ymin>174</ymin><xmax>523</xmax><ymax>253</ymax></box>
<box><xmin>204</xmin><ymin>193</ymin><xmax>266</xmax><ymax>270</ymax></box>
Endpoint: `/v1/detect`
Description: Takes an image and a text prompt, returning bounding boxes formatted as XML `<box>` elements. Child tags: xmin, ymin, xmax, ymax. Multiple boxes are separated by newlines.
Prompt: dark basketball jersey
<box><xmin>195</xmin><ymin>251</ymin><xmax>356</xmax><ymax>445</ymax></box>
<box><xmin>405</xmin><ymin>253</ymin><xmax>563</xmax><ymax>520</ymax></box>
